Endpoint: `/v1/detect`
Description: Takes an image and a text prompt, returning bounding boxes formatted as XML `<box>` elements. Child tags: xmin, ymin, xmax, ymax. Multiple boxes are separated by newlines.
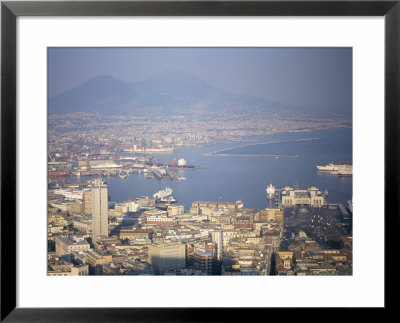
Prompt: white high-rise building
<box><xmin>91</xmin><ymin>179</ymin><xmax>108</xmax><ymax>241</ymax></box>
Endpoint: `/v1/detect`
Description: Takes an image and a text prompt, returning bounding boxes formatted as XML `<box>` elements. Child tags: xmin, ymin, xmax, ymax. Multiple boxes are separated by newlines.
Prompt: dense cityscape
<box><xmin>48</xmin><ymin>112</ymin><xmax>353</xmax><ymax>276</ymax></box>
<box><xmin>48</xmin><ymin>48</ymin><xmax>352</xmax><ymax>276</ymax></box>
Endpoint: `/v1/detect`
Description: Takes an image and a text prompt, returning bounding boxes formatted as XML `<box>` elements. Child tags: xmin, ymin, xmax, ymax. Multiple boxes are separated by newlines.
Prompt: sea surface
<box><xmin>68</xmin><ymin>128</ymin><xmax>352</xmax><ymax>211</ymax></box>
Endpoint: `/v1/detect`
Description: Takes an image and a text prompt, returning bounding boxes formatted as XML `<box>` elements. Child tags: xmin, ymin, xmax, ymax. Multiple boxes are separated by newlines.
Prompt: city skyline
<box><xmin>47</xmin><ymin>47</ymin><xmax>352</xmax><ymax>276</ymax></box>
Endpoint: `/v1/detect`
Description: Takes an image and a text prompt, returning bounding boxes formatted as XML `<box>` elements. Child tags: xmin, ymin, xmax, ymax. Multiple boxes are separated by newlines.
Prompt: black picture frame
<box><xmin>1</xmin><ymin>0</ymin><xmax>398</xmax><ymax>321</ymax></box>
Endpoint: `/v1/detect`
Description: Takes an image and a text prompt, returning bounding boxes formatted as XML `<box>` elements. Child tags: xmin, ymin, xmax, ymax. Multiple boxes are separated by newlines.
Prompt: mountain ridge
<box><xmin>48</xmin><ymin>70</ymin><xmax>300</xmax><ymax>116</ymax></box>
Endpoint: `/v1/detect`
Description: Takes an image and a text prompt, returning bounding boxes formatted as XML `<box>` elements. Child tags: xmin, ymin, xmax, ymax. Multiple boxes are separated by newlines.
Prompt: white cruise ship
<box><xmin>177</xmin><ymin>158</ymin><xmax>187</xmax><ymax>166</ymax></box>
<box><xmin>316</xmin><ymin>163</ymin><xmax>338</xmax><ymax>171</ymax></box>
<box><xmin>316</xmin><ymin>163</ymin><xmax>352</xmax><ymax>171</ymax></box>
<box><xmin>90</xmin><ymin>162</ymin><xmax>122</xmax><ymax>169</ymax></box>
<box><xmin>333</xmin><ymin>168</ymin><xmax>352</xmax><ymax>176</ymax></box>
<box><xmin>153</xmin><ymin>186</ymin><xmax>173</xmax><ymax>199</ymax></box>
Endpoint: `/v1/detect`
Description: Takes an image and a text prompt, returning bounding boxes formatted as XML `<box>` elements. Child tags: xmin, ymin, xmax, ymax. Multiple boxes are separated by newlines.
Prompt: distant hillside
<box><xmin>49</xmin><ymin>70</ymin><xmax>290</xmax><ymax>115</ymax></box>
<box><xmin>48</xmin><ymin>75</ymin><xmax>137</xmax><ymax>114</ymax></box>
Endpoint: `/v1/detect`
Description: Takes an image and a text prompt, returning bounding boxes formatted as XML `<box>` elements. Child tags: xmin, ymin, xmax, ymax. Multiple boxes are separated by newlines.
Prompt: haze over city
<box><xmin>49</xmin><ymin>47</ymin><xmax>352</xmax><ymax>115</ymax></box>
<box><xmin>48</xmin><ymin>48</ymin><xmax>353</xmax><ymax>276</ymax></box>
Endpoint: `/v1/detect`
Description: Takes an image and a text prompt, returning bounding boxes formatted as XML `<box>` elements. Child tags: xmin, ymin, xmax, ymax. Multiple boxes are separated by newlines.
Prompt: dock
<box><xmin>203</xmin><ymin>137</ymin><xmax>319</xmax><ymax>158</ymax></box>
<box><xmin>206</xmin><ymin>137</ymin><xmax>318</xmax><ymax>155</ymax></box>
<box><xmin>152</xmin><ymin>169</ymin><xmax>172</xmax><ymax>180</ymax></box>
<box><xmin>203</xmin><ymin>153</ymin><xmax>298</xmax><ymax>158</ymax></box>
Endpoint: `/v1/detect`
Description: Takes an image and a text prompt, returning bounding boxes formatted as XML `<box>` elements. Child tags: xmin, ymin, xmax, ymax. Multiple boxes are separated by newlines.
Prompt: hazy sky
<box><xmin>48</xmin><ymin>48</ymin><xmax>352</xmax><ymax>114</ymax></box>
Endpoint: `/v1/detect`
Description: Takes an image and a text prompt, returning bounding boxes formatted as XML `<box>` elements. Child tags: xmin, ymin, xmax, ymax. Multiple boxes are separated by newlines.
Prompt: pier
<box><xmin>204</xmin><ymin>137</ymin><xmax>319</xmax><ymax>156</ymax></box>
<box><xmin>203</xmin><ymin>153</ymin><xmax>298</xmax><ymax>158</ymax></box>
<box><xmin>146</xmin><ymin>160</ymin><xmax>202</xmax><ymax>169</ymax></box>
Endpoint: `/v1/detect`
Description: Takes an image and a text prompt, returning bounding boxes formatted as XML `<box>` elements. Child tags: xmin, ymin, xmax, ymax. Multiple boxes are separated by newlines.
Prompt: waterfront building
<box><xmin>91</xmin><ymin>179</ymin><xmax>109</xmax><ymax>241</ymax></box>
<box><xmin>148</xmin><ymin>243</ymin><xmax>186</xmax><ymax>275</ymax></box>
<box><xmin>167</xmin><ymin>204</ymin><xmax>184</xmax><ymax>217</ymax></box>
<box><xmin>137</xmin><ymin>196</ymin><xmax>155</xmax><ymax>209</ymax></box>
<box><xmin>281</xmin><ymin>186</ymin><xmax>326</xmax><ymax>207</ymax></box>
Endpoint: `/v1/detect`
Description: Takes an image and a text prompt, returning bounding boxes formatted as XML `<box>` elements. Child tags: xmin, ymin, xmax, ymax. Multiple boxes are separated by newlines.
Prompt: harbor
<box><xmin>50</xmin><ymin>156</ymin><xmax>199</xmax><ymax>181</ymax></box>
<box><xmin>49</xmin><ymin>129</ymin><xmax>352</xmax><ymax>210</ymax></box>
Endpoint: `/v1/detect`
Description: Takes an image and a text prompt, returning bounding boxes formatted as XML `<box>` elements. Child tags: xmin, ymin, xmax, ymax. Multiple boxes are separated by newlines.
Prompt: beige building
<box><xmin>148</xmin><ymin>243</ymin><xmax>186</xmax><ymax>275</ymax></box>
<box><xmin>91</xmin><ymin>179</ymin><xmax>108</xmax><ymax>241</ymax></box>
<box><xmin>142</xmin><ymin>208</ymin><xmax>167</xmax><ymax>218</ymax></box>
<box><xmin>72</xmin><ymin>216</ymin><xmax>92</xmax><ymax>233</ymax></box>
<box><xmin>69</xmin><ymin>201</ymin><xmax>83</xmax><ymax>214</ymax></box>
<box><xmin>48</xmin><ymin>261</ymin><xmax>89</xmax><ymax>276</ymax></box>
<box><xmin>167</xmin><ymin>204</ymin><xmax>184</xmax><ymax>217</ymax></box>
<box><xmin>83</xmin><ymin>190</ymin><xmax>92</xmax><ymax>214</ymax></box>
<box><xmin>222</xmin><ymin>230</ymin><xmax>237</xmax><ymax>247</ymax></box>
<box><xmin>260</xmin><ymin>208</ymin><xmax>284</xmax><ymax>228</ymax></box>
<box><xmin>281</xmin><ymin>186</ymin><xmax>326</xmax><ymax>207</ymax></box>
<box><xmin>146</xmin><ymin>216</ymin><xmax>177</xmax><ymax>226</ymax></box>
<box><xmin>137</xmin><ymin>196</ymin><xmax>156</xmax><ymax>209</ymax></box>
<box><xmin>54</xmin><ymin>235</ymin><xmax>91</xmax><ymax>256</ymax></box>
<box><xmin>119</xmin><ymin>229</ymin><xmax>150</xmax><ymax>240</ymax></box>
<box><xmin>85</xmin><ymin>250</ymin><xmax>113</xmax><ymax>268</ymax></box>
<box><xmin>190</xmin><ymin>201</ymin><xmax>243</xmax><ymax>214</ymax></box>
<box><xmin>187</xmin><ymin>248</ymin><xmax>213</xmax><ymax>275</ymax></box>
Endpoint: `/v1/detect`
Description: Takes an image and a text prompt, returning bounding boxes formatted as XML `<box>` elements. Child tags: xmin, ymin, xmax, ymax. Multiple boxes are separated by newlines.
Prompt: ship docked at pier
<box><xmin>331</xmin><ymin>169</ymin><xmax>352</xmax><ymax>176</ymax></box>
<box><xmin>153</xmin><ymin>186</ymin><xmax>177</xmax><ymax>203</ymax></box>
<box><xmin>316</xmin><ymin>162</ymin><xmax>351</xmax><ymax>171</ymax></box>
<box><xmin>316</xmin><ymin>162</ymin><xmax>352</xmax><ymax>175</ymax></box>
<box><xmin>125</xmin><ymin>145</ymin><xmax>174</xmax><ymax>154</ymax></box>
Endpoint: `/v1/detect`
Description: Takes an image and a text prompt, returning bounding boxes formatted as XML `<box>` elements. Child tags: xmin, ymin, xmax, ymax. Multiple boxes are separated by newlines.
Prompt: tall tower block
<box><xmin>91</xmin><ymin>179</ymin><xmax>108</xmax><ymax>241</ymax></box>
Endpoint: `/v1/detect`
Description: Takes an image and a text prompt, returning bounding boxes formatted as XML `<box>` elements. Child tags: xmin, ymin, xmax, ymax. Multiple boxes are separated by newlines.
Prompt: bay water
<box><xmin>69</xmin><ymin>128</ymin><xmax>352</xmax><ymax>211</ymax></box>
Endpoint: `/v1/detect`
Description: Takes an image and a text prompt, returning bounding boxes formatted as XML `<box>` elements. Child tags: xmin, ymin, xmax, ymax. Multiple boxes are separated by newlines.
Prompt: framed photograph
<box><xmin>1</xmin><ymin>0</ymin><xmax>398</xmax><ymax>321</ymax></box>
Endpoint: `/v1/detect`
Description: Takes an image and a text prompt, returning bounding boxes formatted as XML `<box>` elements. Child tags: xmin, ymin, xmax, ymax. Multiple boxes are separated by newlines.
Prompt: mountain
<box><xmin>48</xmin><ymin>75</ymin><xmax>137</xmax><ymax>114</ymax></box>
<box><xmin>48</xmin><ymin>71</ymin><xmax>284</xmax><ymax>115</ymax></box>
